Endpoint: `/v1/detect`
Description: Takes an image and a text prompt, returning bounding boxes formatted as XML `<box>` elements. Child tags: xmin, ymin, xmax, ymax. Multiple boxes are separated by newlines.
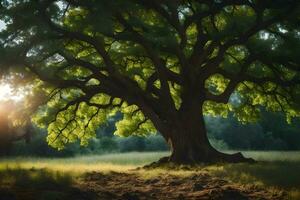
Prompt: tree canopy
<box><xmin>0</xmin><ymin>0</ymin><xmax>300</xmax><ymax>160</ymax></box>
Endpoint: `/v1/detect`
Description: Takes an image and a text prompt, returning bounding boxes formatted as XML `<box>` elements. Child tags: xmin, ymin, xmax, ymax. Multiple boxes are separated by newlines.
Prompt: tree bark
<box><xmin>166</xmin><ymin>117</ymin><xmax>254</xmax><ymax>164</ymax></box>
<box><xmin>152</xmin><ymin>99</ymin><xmax>255</xmax><ymax>165</ymax></box>
<box><xmin>137</xmin><ymin>85</ymin><xmax>254</xmax><ymax>165</ymax></box>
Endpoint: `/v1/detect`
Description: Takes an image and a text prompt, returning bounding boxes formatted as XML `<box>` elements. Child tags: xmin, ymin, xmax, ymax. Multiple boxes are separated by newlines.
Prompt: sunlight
<box><xmin>0</xmin><ymin>82</ymin><xmax>24</xmax><ymax>102</ymax></box>
<box><xmin>0</xmin><ymin>20</ymin><xmax>6</xmax><ymax>31</ymax></box>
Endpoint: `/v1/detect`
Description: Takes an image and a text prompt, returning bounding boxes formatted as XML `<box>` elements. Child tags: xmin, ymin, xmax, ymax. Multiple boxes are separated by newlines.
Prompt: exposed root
<box><xmin>143</xmin><ymin>152</ymin><xmax>255</xmax><ymax>170</ymax></box>
<box><xmin>217</xmin><ymin>152</ymin><xmax>256</xmax><ymax>164</ymax></box>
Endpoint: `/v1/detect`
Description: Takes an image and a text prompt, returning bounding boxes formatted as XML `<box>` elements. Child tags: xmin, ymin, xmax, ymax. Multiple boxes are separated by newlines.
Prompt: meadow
<box><xmin>0</xmin><ymin>151</ymin><xmax>300</xmax><ymax>200</ymax></box>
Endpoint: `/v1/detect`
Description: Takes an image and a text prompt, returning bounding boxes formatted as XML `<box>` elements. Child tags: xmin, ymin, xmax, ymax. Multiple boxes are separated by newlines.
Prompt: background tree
<box><xmin>0</xmin><ymin>100</ymin><xmax>33</xmax><ymax>156</ymax></box>
<box><xmin>0</xmin><ymin>0</ymin><xmax>300</xmax><ymax>164</ymax></box>
<box><xmin>206</xmin><ymin>110</ymin><xmax>300</xmax><ymax>151</ymax></box>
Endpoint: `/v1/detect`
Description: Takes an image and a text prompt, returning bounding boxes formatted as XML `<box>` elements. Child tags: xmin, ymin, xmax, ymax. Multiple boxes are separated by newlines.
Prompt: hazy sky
<box><xmin>0</xmin><ymin>20</ymin><xmax>5</xmax><ymax>31</ymax></box>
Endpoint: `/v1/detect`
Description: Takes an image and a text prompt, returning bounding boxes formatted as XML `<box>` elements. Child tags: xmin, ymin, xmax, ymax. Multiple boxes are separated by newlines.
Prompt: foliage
<box><xmin>10</xmin><ymin>121</ymin><xmax>169</xmax><ymax>157</ymax></box>
<box><xmin>8</xmin><ymin>110</ymin><xmax>300</xmax><ymax>158</ymax></box>
<box><xmin>0</xmin><ymin>0</ymin><xmax>300</xmax><ymax>150</ymax></box>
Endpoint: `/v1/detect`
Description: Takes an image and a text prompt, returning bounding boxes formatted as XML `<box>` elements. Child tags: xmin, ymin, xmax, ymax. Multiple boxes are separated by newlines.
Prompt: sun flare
<box><xmin>0</xmin><ymin>83</ymin><xmax>24</xmax><ymax>102</ymax></box>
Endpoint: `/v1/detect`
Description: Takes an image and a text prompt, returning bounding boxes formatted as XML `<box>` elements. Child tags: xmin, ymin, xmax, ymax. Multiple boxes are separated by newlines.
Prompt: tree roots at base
<box><xmin>143</xmin><ymin>152</ymin><xmax>256</xmax><ymax>169</ymax></box>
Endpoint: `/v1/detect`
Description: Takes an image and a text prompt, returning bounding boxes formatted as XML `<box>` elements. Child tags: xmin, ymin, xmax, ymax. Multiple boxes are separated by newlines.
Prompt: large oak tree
<box><xmin>0</xmin><ymin>0</ymin><xmax>300</xmax><ymax>163</ymax></box>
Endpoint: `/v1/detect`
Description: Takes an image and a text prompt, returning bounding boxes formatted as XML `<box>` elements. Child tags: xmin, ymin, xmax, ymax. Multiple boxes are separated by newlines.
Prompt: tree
<box><xmin>0</xmin><ymin>102</ymin><xmax>12</xmax><ymax>156</ymax></box>
<box><xmin>0</xmin><ymin>0</ymin><xmax>300</xmax><ymax>164</ymax></box>
<box><xmin>0</xmin><ymin>101</ymin><xmax>33</xmax><ymax>156</ymax></box>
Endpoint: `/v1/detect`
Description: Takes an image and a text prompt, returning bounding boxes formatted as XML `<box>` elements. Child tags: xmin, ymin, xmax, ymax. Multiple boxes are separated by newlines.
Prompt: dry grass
<box><xmin>0</xmin><ymin>151</ymin><xmax>300</xmax><ymax>199</ymax></box>
<box><xmin>0</xmin><ymin>152</ymin><xmax>168</xmax><ymax>174</ymax></box>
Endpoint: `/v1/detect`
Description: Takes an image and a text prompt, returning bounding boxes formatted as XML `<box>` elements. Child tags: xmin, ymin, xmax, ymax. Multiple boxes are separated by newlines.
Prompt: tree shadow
<box><xmin>210</xmin><ymin>161</ymin><xmax>300</xmax><ymax>189</ymax></box>
<box><xmin>0</xmin><ymin>167</ymin><xmax>94</xmax><ymax>200</ymax></box>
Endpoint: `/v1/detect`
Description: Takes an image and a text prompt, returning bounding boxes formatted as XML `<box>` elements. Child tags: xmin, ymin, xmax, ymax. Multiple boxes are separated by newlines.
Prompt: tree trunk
<box><xmin>0</xmin><ymin>116</ymin><xmax>12</xmax><ymax>156</ymax></box>
<box><xmin>155</xmin><ymin>100</ymin><xmax>254</xmax><ymax>164</ymax></box>
<box><xmin>166</xmin><ymin>117</ymin><xmax>254</xmax><ymax>164</ymax></box>
<box><xmin>139</xmin><ymin>91</ymin><xmax>254</xmax><ymax>165</ymax></box>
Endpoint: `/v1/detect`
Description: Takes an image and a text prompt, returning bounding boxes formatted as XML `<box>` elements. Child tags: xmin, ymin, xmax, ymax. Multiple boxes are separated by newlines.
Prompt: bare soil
<box><xmin>73</xmin><ymin>171</ymin><xmax>286</xmax><ymax>200</ymax></box>
<box><xmin>0</xmin><ymin>170</ymin><xmax>287</xmax><ymax>200</ymax></box>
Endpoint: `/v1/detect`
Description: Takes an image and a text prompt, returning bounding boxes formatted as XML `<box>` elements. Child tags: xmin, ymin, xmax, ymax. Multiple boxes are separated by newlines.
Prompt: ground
<box><xmin>0</xmin><ymin>151</ymin><xmax>299</xmax><ymax>200</ymax></box>
<box><xmin>76</xmin><ymin>170</ymin><xmax>286</xmax><ymax>200</ymax></box>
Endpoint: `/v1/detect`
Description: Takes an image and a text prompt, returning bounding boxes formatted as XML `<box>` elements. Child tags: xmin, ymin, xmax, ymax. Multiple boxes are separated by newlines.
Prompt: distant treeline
<box><xmin>7</xmin><ymin>110</ymin><xmax>300</xmax><ymax>157</ymax></box>
<box><xmin>207</xmin><ymin>110</ymin><xmax>300</xmax><ymax>151</ymax></box>
<box><xmin>10</xmin><ymin>114</ymin><xmax>169</xmax><ymax>157</ymax></box>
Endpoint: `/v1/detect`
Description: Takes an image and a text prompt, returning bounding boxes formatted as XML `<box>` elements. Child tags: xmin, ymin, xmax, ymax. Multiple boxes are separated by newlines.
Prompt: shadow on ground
<box><xmin>213</xmin><ymin>161</ymin><xmax>300</xmax><ymax>189</ymax></box>
<box><xmin>0</xmin><ymin>168</ymin><xmax>93</xmax><ymax>200</ymax></box>
<box><xmin>76</xmin><ymin>170</ymin><xmax>285</xmax><ymax>200</ymax></box>
<box><xmin>1</xmin><ymin>161</ymin><xmax>299</xmax><ymax>200</ymax></box>
<box><xmin>208</xmin><ymin>161</ymin><xmax>300</xmax><ymax>200</ymax></box>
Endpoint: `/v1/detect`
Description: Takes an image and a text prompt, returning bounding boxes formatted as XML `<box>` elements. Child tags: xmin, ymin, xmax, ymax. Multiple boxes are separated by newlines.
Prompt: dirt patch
<box><xmin>75</xmin><ymin>171</ymin><xmax>286</xmax><ymax>200</ymax></box>
<box><xmin>0</xmin><ymin>168</ymin><xmax>286</xmax><ymax>200</ymax></box>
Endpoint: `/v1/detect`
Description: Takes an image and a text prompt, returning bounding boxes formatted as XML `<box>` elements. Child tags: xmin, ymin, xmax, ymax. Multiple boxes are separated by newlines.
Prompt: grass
<box><xmin>1</xmin><ymin>151</ymin><xmax>300</xmax><ymax>199</ymax></box>
<box><xmin>0</xmin><ymin>168</ymin><xmax>74</xmax><ymax>200</ymax></box>
<box><xmin>0</xmin><ymin>168</ymin><xmax>72</xmax><ymax>189</ymax></box>
<box><xmin>230</xmin><ymin>150</ymin><xmax>300</xmax><ymax>162</ymax></box>
<box><xmin>205</xmin><ymin>161</ymin><xmax>300</xmax><ymax>199</ymax></box>
<box><xmin>0</xmin><ymin>152</ymin><xmax>168</xmax><ymax>173</ymax></box>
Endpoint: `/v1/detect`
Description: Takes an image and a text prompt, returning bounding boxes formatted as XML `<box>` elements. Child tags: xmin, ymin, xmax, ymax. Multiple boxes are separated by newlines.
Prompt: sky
<box><xmin>0</xmin><ymin>20</ymin><xmax>25</xmax><ymax>102</ymax></box>
<box><xmin>0</xmin><ymin>81</ymin><xmax>27</xmax><ymax>102</ymax></box>
<box><xmin>0</xmin><ymin>20</ymin><xmax>5</xmax><ymax>31</ymax></box>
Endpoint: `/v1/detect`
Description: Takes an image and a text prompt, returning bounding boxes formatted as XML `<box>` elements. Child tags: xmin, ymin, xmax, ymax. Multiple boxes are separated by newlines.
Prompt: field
<box><xmin>0</xmin><ymin>151</ymin><xmax>300</xmax><ymax>200</ymax></box>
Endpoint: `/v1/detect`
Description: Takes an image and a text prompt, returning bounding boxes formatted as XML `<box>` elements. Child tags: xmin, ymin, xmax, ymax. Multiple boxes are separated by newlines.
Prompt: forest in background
<box><xmin>4</xmin><ymin>110</ymin><xmax>300</xmax><ymax>158</ymax></box>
